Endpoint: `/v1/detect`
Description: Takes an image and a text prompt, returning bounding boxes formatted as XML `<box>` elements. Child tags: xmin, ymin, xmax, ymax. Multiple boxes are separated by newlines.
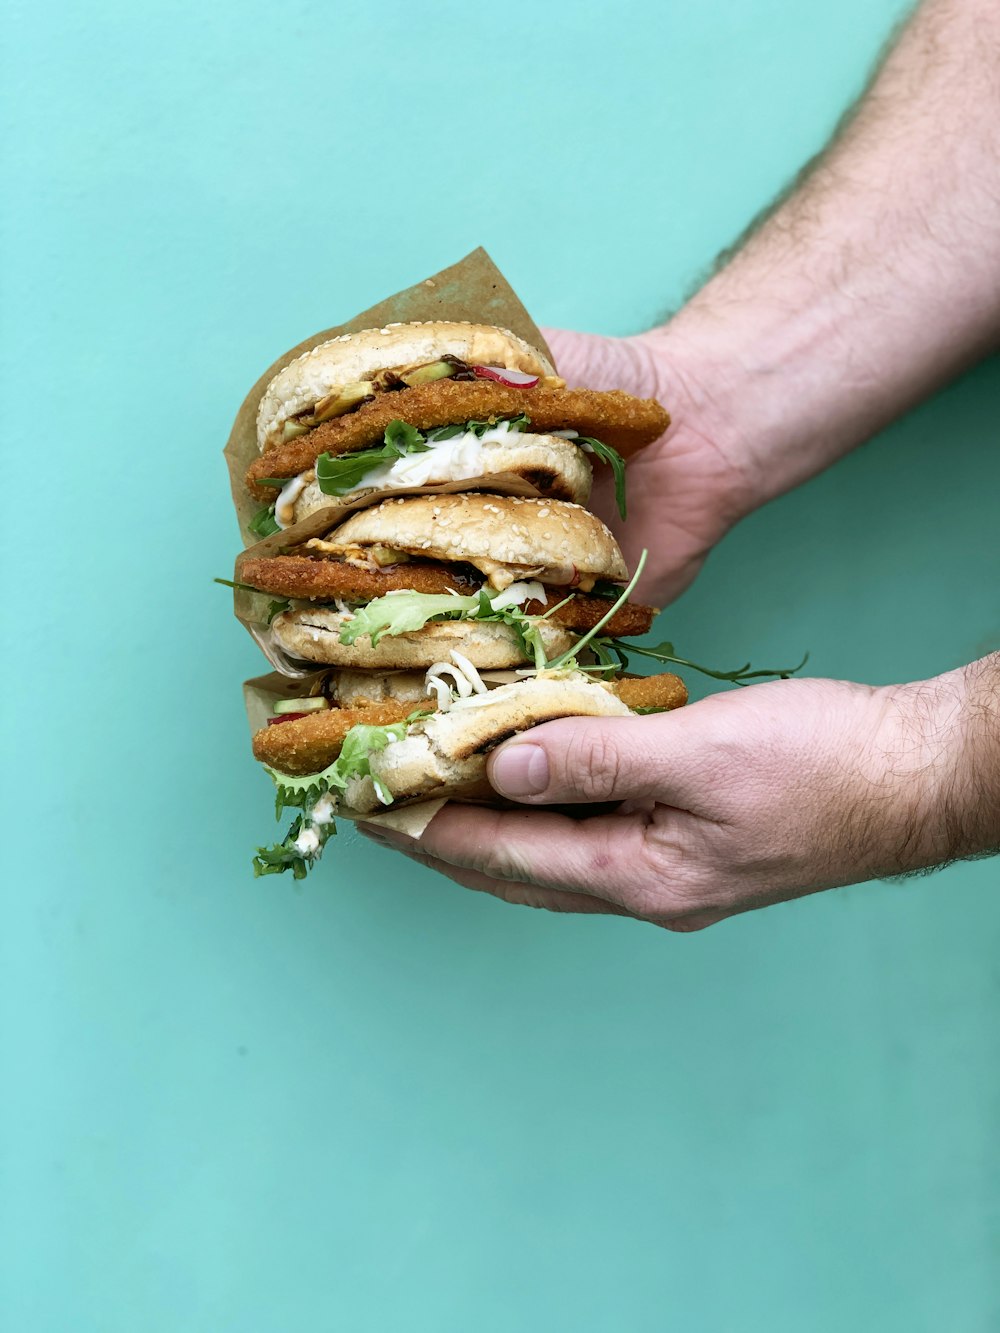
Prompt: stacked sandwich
<box><xmin>231</xmin><ymin>321</ymin><xmax>687</xmax><ymax>877</ymax></box>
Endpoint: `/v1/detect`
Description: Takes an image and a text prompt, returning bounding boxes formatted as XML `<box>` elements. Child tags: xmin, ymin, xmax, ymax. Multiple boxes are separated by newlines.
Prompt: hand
<box><xmin>543</xmin><ymin>326</ymin><xmax>759</xmax><ymax>607</ymax></box>
<box><xmin>359</xmin><ymin>667</ymin><xmax>991</xmax><ymax>930</ymax></box>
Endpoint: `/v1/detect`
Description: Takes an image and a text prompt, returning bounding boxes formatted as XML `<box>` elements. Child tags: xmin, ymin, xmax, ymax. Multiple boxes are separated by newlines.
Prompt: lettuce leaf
<box><xmin>337</xmin><ymin>587</ymin><xmax>555</xmax><ymax>669</ymax></box>
<box><xmin>254</xmin><ymin>719</ymin><xmax>411</xmax><ymax>878</ymax></box>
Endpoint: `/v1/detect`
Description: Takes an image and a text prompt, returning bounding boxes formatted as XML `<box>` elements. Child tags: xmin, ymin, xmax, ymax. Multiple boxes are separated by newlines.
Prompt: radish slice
<box><xmin>472</xmin><ymin>365</ymin><xmax>540</xmax><ymax>388</ymax></box>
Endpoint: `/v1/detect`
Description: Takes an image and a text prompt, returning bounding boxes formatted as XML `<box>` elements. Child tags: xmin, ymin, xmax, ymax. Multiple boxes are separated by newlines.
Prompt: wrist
<box><xmin>872</xmin><ymin>656</ymin><xmax>1000</xmax><ymax>874</ymax></box>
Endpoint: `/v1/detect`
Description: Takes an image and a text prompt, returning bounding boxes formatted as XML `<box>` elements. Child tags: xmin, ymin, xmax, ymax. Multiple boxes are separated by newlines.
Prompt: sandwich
<box><xmin>243</xmin><ymin>320</ymin><xmax>669</xmax><ymax>535</ymax></box>
<box><xmin>250</xmin><ymin>668</ymin><xmax>687</xmax><ymax>879</ymax></box>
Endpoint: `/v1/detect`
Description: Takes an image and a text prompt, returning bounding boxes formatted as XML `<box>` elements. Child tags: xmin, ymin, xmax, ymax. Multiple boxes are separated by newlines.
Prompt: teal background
<box><xmin>3</xmin><ymin>0</ymin><xmax>998</xmax><ymax>1328</ymax></box>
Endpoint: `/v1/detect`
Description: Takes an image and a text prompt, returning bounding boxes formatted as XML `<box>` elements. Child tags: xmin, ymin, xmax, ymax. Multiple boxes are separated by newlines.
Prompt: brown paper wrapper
<box><xmin>223</xmin><ymin>247</ymin><xmax>553</xmax><ymax>546</ymax></box>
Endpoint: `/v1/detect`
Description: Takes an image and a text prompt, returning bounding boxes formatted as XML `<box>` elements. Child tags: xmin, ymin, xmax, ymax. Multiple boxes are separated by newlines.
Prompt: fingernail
<box><xmin>491</xmin><ymin>743</ymin><xmax>549</xmax><ymax>797</ymax></box>
<box><xmin>357</xmin><ymin>823</ymin><xmax>415</xmax><ymax>851</ymax></box>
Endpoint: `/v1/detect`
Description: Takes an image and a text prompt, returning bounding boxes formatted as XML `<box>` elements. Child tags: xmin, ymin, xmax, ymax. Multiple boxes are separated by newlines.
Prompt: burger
<box><xmin>230</xmin><ymin>318</ymin><xmax>691</xmax><ymax>878</ymax></box>
<box><xmin>242</xmin><ymin>320</ymin><xmax>669</xmax><ymax>535</ymax></box>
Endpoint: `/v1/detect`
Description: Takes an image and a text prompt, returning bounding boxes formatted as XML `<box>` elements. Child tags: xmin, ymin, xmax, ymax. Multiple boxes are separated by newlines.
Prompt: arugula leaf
<box><xmin>590</xmin><ymin>578</ymin><xmax>628</xmax><ymax>600</ymax></box>
<box><xmin>384</xmin><ymin>419</ymin><xmax>426</xmax><ymax>452</ymax></box>
<box><xmin>267</xmin><ymin>598</ymin><xmax>290</xmax><ymax>624</ymax></box>
<box><xmin>249</xmin><ymin>504</ymin><xmax>280</xmax><ymax>537</ymax></box>
<box><xmin>254</xmin><ymin>478</ymin><xmax>288</xmax><ymax>489</ymax></box>
<box><xmin>576</xmin><ymin>436</ymin><xmax>627</xmax><ymax>519</ymax></box>
<box><xmin>609</xmin><ymin>640</ymin><xmax>810</xmax><ymax>686</ymax></box>
<box><xmin>315</xmin><ymin>420</ymin><xmax>432</xmax><ymax>496</ymax></box>
<box><xmin>214</xmin><ymin>577</ymin><xmax>261</xmax><ymax>593</ymax></box>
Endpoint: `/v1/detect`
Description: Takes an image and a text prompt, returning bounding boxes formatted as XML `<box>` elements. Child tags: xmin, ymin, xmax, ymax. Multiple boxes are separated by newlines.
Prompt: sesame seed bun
<box><xmin>257</xmin><ymin>321</ymin><xmax>555</xmax><ymax>453</ymax></box>
<box><xmin>314</xmin><ymin>493</ymin><xmax>628</xmax><ymax>589</ymax></box>
<box><xmin>270</xmin><ymin>610</ymin><xmax>576</xmax><ymax>670</ymax></box>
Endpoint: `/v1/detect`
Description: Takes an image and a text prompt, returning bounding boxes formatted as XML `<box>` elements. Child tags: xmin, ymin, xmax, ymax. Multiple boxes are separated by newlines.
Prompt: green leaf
<box><xmin>424</xmin><ymin>424</ymin><xmax>465</xmax><ymax>442</ymax></box>
<box><xmin>383</xmin><ymin>418</ymin><xmax>428</xmax><ymax>453</ymax></box>
<box><xmin>267</xmin><ymin>598</ymin><xmax>290</xmax><ymax>624</ymax></box>
<box><xmin>546</xmin><ymin>551</ymin><xmax>648</xmax><ymax>671</ymax></box>
<box><xmin>254</xmin><ymin>478</ymin><xmax>288</xmax><ymax>489</ymax></box>
<box><xmin>464</xmin><ymin>413</ymin><xmax>530</xmax><ymax>438</ymax></box>
<box><xmin>214</xmin><ymin>577</ymin><xmax>260</xmax><ymax>593</ymax></box>
<box><xmin>610</xmin><ymin>640</ymin><xmax>810</xmax><ymax>685</ymax></box>
<box><xmin>257</xmin><ymin>718</ymin><xmax>412</xmax><ymax>878</ymax></box>
<box><xmin>249</xmin><ymin>504</ymin><xmax>280</xmax><ymax>537</ymax></box>
<box><xmin>339</xmin><ymin>591</ymin><xmax>482</xmax><ymax>646</ymax></box>
<box><xmin>577</xmin><ymin>436</ymin><xmax>627</xmax><ymax>520</ymax></box>
<box><xmin>316</xmin><ymin>445</ymin><xmax>397</xmax><ymax>496</ymax></box>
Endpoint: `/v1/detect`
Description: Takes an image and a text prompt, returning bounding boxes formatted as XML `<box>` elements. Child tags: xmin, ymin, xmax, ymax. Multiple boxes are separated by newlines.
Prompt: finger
<box><xmin>389</xmin><ymin>844</ymin><xmax>637</xmax><ymax>918</ymax></box>
<box><xmin>486</xmin><ymin>711</ymin><xmax>700</xmax><ymax>807</ymax></box>
<box><xmin>540</xmin><ymin>327</ymin><xmax>662</xmax><ymax>397</ymax></box>
<box><xmin>416</xmin><ymin>803</ymin><xmax>657</xmax><ymax>908</ymax></box>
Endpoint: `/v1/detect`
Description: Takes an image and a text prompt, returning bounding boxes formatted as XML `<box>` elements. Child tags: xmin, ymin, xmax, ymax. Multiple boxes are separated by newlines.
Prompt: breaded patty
<box><xmin>246</xmin><ymin>381</ymin><xmax>670</xmax><ymax>497</ymax></box>
<box><xmin>252</xmin><ymin>699</ymin><xmax>431</xmax><ymax>776</ymax></box>
<box><xmin>239</xmin><ymin>555</ymin><xmax>479</xmax><ymax>601</ymax></box>
<box><xmin>240</xmin><ymin>554</ymin><xmax>656</xmax><ymax>637</ymax></box>
<box><xmin>254</xmin><ymin>673</ymin><xmax>686</xmax><ymax>776</ymax></box>
<box><xmin>614</xmin><ymin>673</ymin><xmax>687</xmax><ymax>711</ymax></box>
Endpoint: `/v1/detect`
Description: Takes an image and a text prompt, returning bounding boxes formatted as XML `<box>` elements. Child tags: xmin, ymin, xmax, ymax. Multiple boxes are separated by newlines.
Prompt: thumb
<box><xmin>541</xmin><ymin>327</ymin><xmax>662</xmax><ymax>398</ymax></box>
<box><xmin>487</xmin><ymin>714</ymin><xmax>681</xmax><ymax>806</ymax></box>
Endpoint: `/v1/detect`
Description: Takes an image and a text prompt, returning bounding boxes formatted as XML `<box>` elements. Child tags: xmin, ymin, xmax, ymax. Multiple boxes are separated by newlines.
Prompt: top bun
<box><xmin>257</xmin><ymin>321</ymin><xmax>555</xmax><ymax>453</ymax></box>
<box><xmin>314</xmin><ymin>493</ymin><xmax>629</xmax><ymax>588</ymax></box>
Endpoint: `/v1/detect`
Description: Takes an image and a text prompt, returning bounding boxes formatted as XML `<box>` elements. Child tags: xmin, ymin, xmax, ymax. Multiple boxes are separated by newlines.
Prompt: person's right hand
<box><xmin>543</xmin><ymin>327</ymin><xmax>759</xmax><ymax>608</ymax></box>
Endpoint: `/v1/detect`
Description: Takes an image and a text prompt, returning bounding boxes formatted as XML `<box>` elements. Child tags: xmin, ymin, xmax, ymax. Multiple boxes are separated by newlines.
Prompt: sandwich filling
<box><xmin>249</xmin><ymin>415</ymin><xmax>624</xmax><ymax>536</ymax></box>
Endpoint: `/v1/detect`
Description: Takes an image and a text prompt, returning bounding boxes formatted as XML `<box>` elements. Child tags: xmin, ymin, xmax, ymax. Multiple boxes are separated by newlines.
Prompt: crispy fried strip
<box><xmin>246</xmin><ymin>381</ymin><xmax>670</xmax><ymax>497</ymax></box>
<box><xmin>612</xmin><ymin>674</ymin><xmax>687</xmax><ymax>711</ymax></box>
<box><xmin>240</xmin><ymin>554</ymin><xmax>657</xmax><ymax>637</ymax></box>
<box><xmin>252</xmin><ymin>699</ymin><xmax>432</xmax><ymax>776</ymax></box>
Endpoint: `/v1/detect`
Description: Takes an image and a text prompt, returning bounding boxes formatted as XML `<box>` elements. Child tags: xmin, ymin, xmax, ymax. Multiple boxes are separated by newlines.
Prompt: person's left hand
<box><xmin>358</xmin><ymin>673</ymin><xmax>971</xmax><ymax>929</ymax></box>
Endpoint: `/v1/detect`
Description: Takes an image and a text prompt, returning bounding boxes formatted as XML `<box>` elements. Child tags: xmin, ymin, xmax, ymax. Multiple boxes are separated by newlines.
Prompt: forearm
<box><xmin>648</xmin><ymin>0</ymin><xmax>1000</xmax><ymax>508</ymax></box>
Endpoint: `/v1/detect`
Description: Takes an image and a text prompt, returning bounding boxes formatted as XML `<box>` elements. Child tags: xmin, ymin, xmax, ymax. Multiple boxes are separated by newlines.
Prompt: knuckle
<box><xmin>558</xmin><ymin>724</ymin><xmax>625</xmax><ymax>801</ymax></box>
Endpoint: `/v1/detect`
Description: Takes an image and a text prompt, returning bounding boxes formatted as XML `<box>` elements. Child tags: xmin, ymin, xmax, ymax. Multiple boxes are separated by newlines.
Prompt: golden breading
<box><xmin>252</xmin><ymin>699</ymin><xmax>432</xmax><ymax>776</ymax></box>
<box><xmin>538</xmin><ymin>592</ymin><xmax>655</xmax><ymax>638</ymax></box>
<box><xmin>612</xmin><ymin>674</ymin><xmax>687</xmax><ymax>711</ymax></box>
<box><xmin>246</xmin><ymin>381</ymin><xmax>670</xmax><ymax>497</ymax></box>
<box><xmin>240</xmin><ymin>553</ymin><xmax>656</xmax><ymax>638</ymax></box>
<box><xmin>239</xmin><ymin>555</ymin><xmax>476</xmax><ymax>601</ymax></box>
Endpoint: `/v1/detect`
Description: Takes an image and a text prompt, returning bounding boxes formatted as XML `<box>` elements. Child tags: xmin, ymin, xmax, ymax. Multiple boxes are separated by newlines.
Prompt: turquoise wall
<box><xmin>3</xmin><ymin>1</ymin><xmax>998</xmax><ymax>1328</ymax></box>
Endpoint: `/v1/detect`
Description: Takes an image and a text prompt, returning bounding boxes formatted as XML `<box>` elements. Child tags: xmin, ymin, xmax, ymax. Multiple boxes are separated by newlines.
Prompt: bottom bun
<box><xmin>344</xmin><ymin>674</ymin><xmax>632</xmax><ymax>814</ymax></box>
<box><xmin>271</xmin><ymin>610</ymin><xmax>576</xmax><ymax>669</ymax></box>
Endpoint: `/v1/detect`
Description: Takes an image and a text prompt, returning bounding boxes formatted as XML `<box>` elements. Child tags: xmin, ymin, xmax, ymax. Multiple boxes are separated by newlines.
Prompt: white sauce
<box><xmin>311</xmin><ymin>795</ymin><xmax>337</xmax><ymax>826</ymax></box>
<box><xmin>293</xmin><ymin>826</ymin><xmax>321</xmax><ymax>855</ymax></box>
<box><xmin>280</xmin><ymin>421</ymin><xmax>542</xmax><ymax>521</ymax></box>
<box><xmin>275</xmin><ymin>473</ymin><xmax>310</xmax><ymax>528</ymax></box>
